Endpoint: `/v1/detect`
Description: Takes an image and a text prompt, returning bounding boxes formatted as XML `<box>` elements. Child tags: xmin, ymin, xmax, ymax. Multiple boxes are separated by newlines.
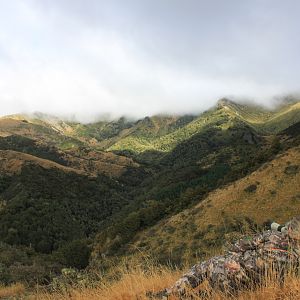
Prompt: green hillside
<box><xmin>107</xmin><ymin>99</ymin><xmax>300</xmax><ymax>157</ymax></box>
<box><xmin>2</xmin><ymin>98</ymin><xmax>299</xmax><ymax>156</ymax></box>
<box><xmin>0</xmin><ymin>116</ymin><xmax>83</xmax><ymax>150</ymax></box>
<box><xmin>217</xmin><ymin>98</ymin><xmax>300</xmax><ymax>133</ymax></box>
<box><xmin>0</xmin><ymin>98</ymin><xmax>299</xmax><ymax>287</ymax></box>
<box><xmin>129</xmin><ymin>143</ymin><xmax>300</xmax><ymax>265</ymax></box>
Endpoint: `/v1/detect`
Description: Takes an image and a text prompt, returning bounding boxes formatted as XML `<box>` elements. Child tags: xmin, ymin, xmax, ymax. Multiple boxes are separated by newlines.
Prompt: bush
<box><xmin>244</xmin><ymin>184</ymin><xmax>257</xmax><ymax>193</ymax></box>
<box><xmin>58</xmin><ymin>240</ymin><xmax>91</xmax><ymax>270</ymax></box>
<box><xmin>284</xmin><ymin>165</ymin><xmax>299</xmax><ymax>175</ymax></box>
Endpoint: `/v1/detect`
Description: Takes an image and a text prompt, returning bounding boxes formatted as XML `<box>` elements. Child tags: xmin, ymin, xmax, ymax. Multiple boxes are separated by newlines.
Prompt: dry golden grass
<box><xmin>62</xmin><ymin>149</ymin><xmax>139</xmax><ymax>178</ymax></box>
<box><xmin>132</xmin><ymin>146</ymin><xmax>300</xmax><ymax>261</ymax></box>
<box><xmin>33</xmin><ymin>263</ymin><xmax>181</xmax><ymax>300</ymax></box>
<box><xmin>32</xmin><ymin>264</ymin><xmax>300</xmax><ymax>300</ymax></box>
<box><xmin>0</xmin><ymin>150</ymin><xmax>85</xmax><ymax>176</ymax></box>
<box><xmin>0</xmin><ymin>282</ymin><xmax>25</xmax><ymax>298</ymax></box>
<box><xmin>0</xmin><ymin>148</ymin><xmax>138</xmax><ymax>178</ymax></box>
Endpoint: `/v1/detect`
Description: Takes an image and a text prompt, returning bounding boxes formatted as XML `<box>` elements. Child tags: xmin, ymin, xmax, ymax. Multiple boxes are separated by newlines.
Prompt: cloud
<box><xmin>0</xmin><ymin>0</ymin><xmax>299</xmax><ymax>121</ymax></box>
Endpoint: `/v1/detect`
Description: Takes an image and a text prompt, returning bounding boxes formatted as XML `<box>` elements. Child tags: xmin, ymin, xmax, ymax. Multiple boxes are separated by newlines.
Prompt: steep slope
<box><xmin>94</xmin><ymin>121</ymin><xmax>285</xmax><ymax>258</ymax></box>
<box><xmin>0</xmin><ymin>100</ymin><xmax>299</xmax><ymax>287</ymax></box>
<box><xmin>0</xmin><ymin>150</ymin><xmax>83</xmax><ymax>176</ymax></box>
<box><xmin>107</xmin><ymin>99</ymin><xmax>300</xmax><ymax>156</ymax></box>
<box><xmin>0</xmin><ymin>116</ymin><xmax>82</xmax><ymax>149</ymax></box>
<box><xmin>0</xmin><ymin>135</ymin><xmax>139</xmax><ymax>178</ymax></box>
<box><xmin>92</xmin><ymin>120</ymin><xmax>299</xmax><ymax>263</ymax></box>
<box><xmin>107</xmin><ymin>108</ymin><xmax>232</xmax><ymax>154</ymax></box>
<box><xmin>0</xmin><ymin>162</ymin><xmax>131</xmax><ymax>253</ymax></box>
<box><xmin>99</xmin><ymin>115</ymin><xmax>196</xmax><ymax>152</ymax></box>
<box><xmin>217</xmin><ymin>98</ymin><xmax>300</xmax><ymax>133</ymax></box>
<box><xmin>1</xmin><ymin>99</ymin><xmax>299</xmax><ymax>156</ymax></box>
<box><xmin>128</xmin><ymin>144</ymin><xmax>300</xmax><ymax>263</ymax></box>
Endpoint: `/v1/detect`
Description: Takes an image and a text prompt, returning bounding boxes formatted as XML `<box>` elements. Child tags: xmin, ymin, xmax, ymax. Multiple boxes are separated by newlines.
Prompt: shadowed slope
<box><xmin>0</xmin><ymin>150</ymin><xmax>83</xmax><ymax>175</ymax></box>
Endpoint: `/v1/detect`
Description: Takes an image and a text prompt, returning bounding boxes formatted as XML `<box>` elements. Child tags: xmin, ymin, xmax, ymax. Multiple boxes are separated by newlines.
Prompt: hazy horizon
<box><xmin>0</xmin><ymin>0</ymin><xmax>299</xmax><ymax>122</ymax></box>
<box><xmin>1</xmin><ymin>95</ymin><xmax>298</xmax><ymax>124</ymax></box>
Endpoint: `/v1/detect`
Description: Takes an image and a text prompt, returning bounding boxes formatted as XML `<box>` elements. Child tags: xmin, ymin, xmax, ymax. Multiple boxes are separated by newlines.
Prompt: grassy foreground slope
<box><xmin>3</xmin><ymin>252</ymin><xmax>300</xmax><ymax>299</ymax></box>
<box><xmin>33</xmin><ymin>264</ymin><xmax>300</xmax><ymax>300</ymax></box>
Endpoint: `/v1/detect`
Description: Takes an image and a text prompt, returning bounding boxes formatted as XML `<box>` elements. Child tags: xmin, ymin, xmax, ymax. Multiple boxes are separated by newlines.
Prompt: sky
<box><xmin>0</xmin><ymin>0</ymin><xmax>299</xmax><ymax>121</ymax></box>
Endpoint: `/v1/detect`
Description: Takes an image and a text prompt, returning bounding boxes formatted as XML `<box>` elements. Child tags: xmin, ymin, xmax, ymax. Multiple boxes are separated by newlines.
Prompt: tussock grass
<box><xmin>0</xmin><ymin>282</ymin><xmax>25</xmax><ymax>298</ymax></box>
<box><xmin>33</xmin><ymin>261</ymin><xmax>300</xmax><ymax>300</ymax></box>
<box><xmin>132</xmin><ymin>146</ymin><xmax>300</xmax><ymax>262</ymax></box>
<box><xmin>35</xmin><ymin>262</ymin><xmax>181</xmax><ymax>300</ymax></box>
<box><xmin>36</xmin><ymin>273</ymin><xmax>300</xmax><ymax>300</ymax></box>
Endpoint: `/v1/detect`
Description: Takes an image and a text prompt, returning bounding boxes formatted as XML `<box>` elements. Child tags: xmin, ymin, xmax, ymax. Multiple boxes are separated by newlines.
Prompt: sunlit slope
<box><xmin>101</xmin><ymin>115</ymin><xmax>196</xmax><ymax>152</ymax></box>
<box><xmin>258</xmin><ymin>101</ymin><xmax>300</xmax><ymax>133</ymax></box>
<box><xmin>131</xmin><ymin>145</ymin><xmax>300</xmax><ymax>262</ymax></box>
<box><xmin>0</xmin><ymin>113</ymin><xmax>196</xmax><ymax>151</ymax></box>
<box><xmin>218</xmin><ymin>99</ymin><xmax>300</xmax><ymax>133</ymax></box>
<box><xmin>0</xmin><ymin>115</ymin><xmax>83</xmax><ymax>149</ymax></box>
<box><xmin>107</xmin><ymin>99</ymin><xmax>300</xmax><ymax>154</ymax></box>
<box><xmin>107</xmin><ymin>107</ymin><xmax>239</xmax><ymax>153</ymax></box>
<box><xmin>0</xmin><ymin>114</ymin><xmax>141</xmax><ymax>177</ymax></box>
<box><xmin>1</xmin><ymin>99</ymin><xmax>299</xmax><ymax>154</ymax></box>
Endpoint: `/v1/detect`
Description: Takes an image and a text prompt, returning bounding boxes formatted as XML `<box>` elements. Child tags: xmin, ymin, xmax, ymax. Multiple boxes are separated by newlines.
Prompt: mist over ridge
<box><xmin>1</xmin><ymin>1</ymin><xmax>300</xmax><ymax>122</ymax></box>
<box><xmin>1</xmin><ymin>2</ymin><xmax>300</xmax><ymax>297</ymax></box>
<box><xmin>1</xmin><ymin>94</ymin><xmax>298</xmax><ymax>124</ymax></box>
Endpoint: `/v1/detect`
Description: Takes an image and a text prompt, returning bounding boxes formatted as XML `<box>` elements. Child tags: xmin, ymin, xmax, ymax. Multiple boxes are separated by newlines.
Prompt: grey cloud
<box><xmin>0</xmin><ymin>0</ymin><xmax>299</xmax><ymax>121</ymax></box>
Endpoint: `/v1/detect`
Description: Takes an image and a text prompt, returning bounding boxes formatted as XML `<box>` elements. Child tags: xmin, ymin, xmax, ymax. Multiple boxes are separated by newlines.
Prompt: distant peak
<box><xmin>217</xmin><ymin>98</ymin><xmax>235</xmax><ymax>108</ymax></box>
<box><xmin>137</xmin><ymin>116</ymin><xmax>152</xmax><ymax>123</ymax></box>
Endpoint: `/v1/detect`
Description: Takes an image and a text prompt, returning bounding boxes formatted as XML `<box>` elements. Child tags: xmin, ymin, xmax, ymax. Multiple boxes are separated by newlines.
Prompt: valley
<box><xmin>0</xmin><ymin>98</ymin><xmax>299</xmax><ymax>294</ymax></box>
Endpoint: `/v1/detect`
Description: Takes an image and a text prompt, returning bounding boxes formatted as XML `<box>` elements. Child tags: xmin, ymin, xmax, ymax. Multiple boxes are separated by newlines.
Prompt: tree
<box><xmin>58</xmin><ymin>240</ymin><xmax>91</xmax><ymax>270</ymax></box>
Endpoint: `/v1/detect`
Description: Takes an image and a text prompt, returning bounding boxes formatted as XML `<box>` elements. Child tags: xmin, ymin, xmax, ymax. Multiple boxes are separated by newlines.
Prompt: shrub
<box><xmin>284</xmin><ymin>165</ymin><xmax>299</xmax><ymax>175</ymax></box>
<box><xmin>58</xmin><ymin>240</ymin><xmax>91</xmax><ymax>270</ymax></box>
<box><xmin>244</xmin><ymin>184</ymin><xmax>257</xmax><ymax>193</ymax></box>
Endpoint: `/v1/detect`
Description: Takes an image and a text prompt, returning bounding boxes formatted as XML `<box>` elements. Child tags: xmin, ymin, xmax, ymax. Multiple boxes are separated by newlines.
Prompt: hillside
<box><xmin>106</xmin><ymin>98</ymin><xmax>300</xmax><ymax>157</ymax></box>
<box><xmin>0</xmin><ymin>150</ymin><xmax>83</xmax><ymax>175</ymax></box>
<box><xmin>0</xmin><ymin>116</ymin><xmax>83</xmax><ymax>150</ymax></box>
<box><xmin>0</xmin><ymin>134</ymin><xmax>139</xmax><ymax>178</ymax></box>
<box><xmin>92</xmin><ymin>121</ymin><xmax>299</xmax><ymax>264</ymax></box>
<box><xmin>0</xmin><ymin>98</ymin><xmax>299</xmax><ymax>292</ymax></box>
<box><xmin>217</xmin><ymin>98</ymin><xmax>300</xmax><ymax>133</ymax></box>
<box><xmin>1</xmin><ymin>99</ymin><xmax>299</xmax><ymax>157</ymax></box>
<box><xmin>128</xmin><ymin>144</ymin><xmax>300</xmax><ymax>264</ymax></box>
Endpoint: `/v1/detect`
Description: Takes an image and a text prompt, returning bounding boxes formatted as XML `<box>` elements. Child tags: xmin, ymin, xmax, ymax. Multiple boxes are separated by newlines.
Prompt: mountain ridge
<box><xmin>0</xmin><ymin>98</ymin><xmax>299</xmax><ymax>288</ymax></box>
<box><xmin>1</xmin><ymin>98</ymin><xmax>299</xmax><ymax>154</ymax></box>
